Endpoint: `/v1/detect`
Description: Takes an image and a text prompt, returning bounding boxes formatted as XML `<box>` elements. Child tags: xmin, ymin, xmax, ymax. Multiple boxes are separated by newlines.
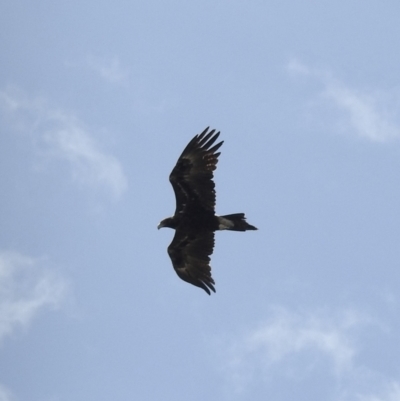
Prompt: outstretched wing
<box><xmin>170</xmin><ymin>127</ymin><xmax>223</xmax><ymax>214</ymax></box>
<box><xmin>167</xmin><ymin>229</ymin><xmax>216</xmax><ymax>295</ymax></box>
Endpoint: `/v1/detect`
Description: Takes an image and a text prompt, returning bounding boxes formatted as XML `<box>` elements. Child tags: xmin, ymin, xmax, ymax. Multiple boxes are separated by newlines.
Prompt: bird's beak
<box><xmin>157</xmin><ymin>223</ymin><xmax>162</xmax><ymax>230</ymax></box>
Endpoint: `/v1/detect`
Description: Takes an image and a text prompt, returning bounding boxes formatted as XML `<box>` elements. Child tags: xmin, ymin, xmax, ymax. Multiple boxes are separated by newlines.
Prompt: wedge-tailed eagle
<box><xmin>158</xmin><ymin>127</ymin><xmax>257</xmax><ymax>295</ymax></box>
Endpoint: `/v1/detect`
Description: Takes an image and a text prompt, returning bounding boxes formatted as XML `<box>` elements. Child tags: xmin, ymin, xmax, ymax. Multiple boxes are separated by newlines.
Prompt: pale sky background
<box><xmin>1</xmin><ymin>1</ymin><xmax>400</xmax><ymax>400</ymax></box>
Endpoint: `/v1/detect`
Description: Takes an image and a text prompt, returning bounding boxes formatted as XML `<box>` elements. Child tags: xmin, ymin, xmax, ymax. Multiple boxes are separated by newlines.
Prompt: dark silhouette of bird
<box><xmin>158</xmin><ymin>127</ymin><xmax>257</xmax><ymax>295</ymax></box>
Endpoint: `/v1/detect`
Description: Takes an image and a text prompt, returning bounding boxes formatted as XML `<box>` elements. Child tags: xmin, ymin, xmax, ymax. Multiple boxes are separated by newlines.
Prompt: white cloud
<box><xmin>0</xmin><ymin>251</ymin><xmax>67</xmax><ymax>343</ymax></box>
<box><xmin>324</xmin><ymin>83</ymin><xmax>400</xmax><ymax>142</ymax></box>
<box><xmin>0</xmin><ymin>384</ymin><xmax>15</xmax><ymax>401</ymax></box>
<box><xmin>287</xmin><ymin>59</ymin><xmax>400</xmax><ymax>142</ymax></box>
<box><xmin>41</xmin><ymin>113</ymin><xmax>128</xmax><ymax>198</ymax></box>
<box><xmin>220</xmin><ymin>306</ymin><xmax>400</xmax><ymax>401</ymax></box>
<box><xmin>86</xmin><ymin>55</ymin><xmax>129</xmax><ymax>85</ymax></box>
<box><xmin>0</xmin><ymin>87</ymin><xmax>128</xmax><ymax>199</ymax></box>
<box><xmin>222</xmin><ymin>307</ymin><xmax>368</xmax><ymax>393</ymax></box>
<box><xmin>247</xmin><ymin>308</ymin><xmax>357</xmax><ymax>371</ymax></box>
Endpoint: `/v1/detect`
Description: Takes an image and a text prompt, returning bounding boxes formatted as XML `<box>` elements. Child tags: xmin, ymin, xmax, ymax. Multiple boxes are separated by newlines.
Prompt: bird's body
<box><xmin>158</xmin><ymin>127</ymin><xmax>257</xmax><ymax>295</ymax></box>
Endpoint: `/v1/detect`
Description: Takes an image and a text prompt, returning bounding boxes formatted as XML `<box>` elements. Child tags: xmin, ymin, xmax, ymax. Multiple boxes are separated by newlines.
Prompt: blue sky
<box><xmin>1</xmin><ymin>1</ymin><xmax>400</xmax><ymax>400</ymax></box>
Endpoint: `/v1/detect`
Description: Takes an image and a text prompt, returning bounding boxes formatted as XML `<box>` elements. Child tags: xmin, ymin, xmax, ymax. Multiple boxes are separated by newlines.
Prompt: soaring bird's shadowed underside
<box><xmin>158</xmin><ymin>127</ymin><xmax>257</xmax><ymax>295</ymax></box>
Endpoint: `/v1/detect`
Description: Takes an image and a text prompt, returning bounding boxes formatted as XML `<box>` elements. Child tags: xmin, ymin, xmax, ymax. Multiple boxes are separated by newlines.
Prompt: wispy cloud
<box><xmin>287</xmin><ymin>59</ymin><xmax>400</xmax><ymax>142</ymax></box>
<box><xmin>86</xmin><ymin>55</ymin><xmax>129</xmax><ymax>85</ymax></box>
<box><xmin>0</xmin><ymin>87</ymin><xmax>128</xmax><ymax>199</ymax></box>
<box><xmin>220</xmin><ymin>306</ymin><xmax>400</xmax><ymax>401</ymax></box>
<box><xmin>0</xmin><ymin>250</ymin><xmax>67</xmax><ymax>344</ymax></box>
<box><xmin>222</xmin><ymin>307</ymin><xmax>369</xmax><ymax>393</ymax></box>
<box><xmin>0</xmin><ymin>383</ymin><xmax>15</xmax><ymax>401</ymax></box>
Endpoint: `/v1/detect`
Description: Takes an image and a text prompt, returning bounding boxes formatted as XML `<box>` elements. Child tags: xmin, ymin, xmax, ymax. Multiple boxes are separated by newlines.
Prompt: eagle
<box><xmin>158</xmin><ymin>127</ymin><xmax>257</xmax><ymax>295</ymax></box>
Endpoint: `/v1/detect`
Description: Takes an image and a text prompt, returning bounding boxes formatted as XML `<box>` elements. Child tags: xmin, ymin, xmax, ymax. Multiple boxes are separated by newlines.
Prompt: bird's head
<box><xmin>157</xmin><ymin>217</ymin><xmax>175</xmax><ymax>230</ymax></box>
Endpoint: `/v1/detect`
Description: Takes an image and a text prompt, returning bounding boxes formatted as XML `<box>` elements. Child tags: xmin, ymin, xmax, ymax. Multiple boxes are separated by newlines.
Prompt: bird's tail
<box><xmin>218</xmin><ymin>213</ymin><xmax>257</xmax><ymax>231</ymax></box>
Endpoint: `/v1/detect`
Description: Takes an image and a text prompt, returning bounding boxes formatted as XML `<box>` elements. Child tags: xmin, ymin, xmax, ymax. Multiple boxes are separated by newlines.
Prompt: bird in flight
<box><xmin>158</xmin><ymin>127</ymin><xmax>257</xmax><ymax>295</ymax></box>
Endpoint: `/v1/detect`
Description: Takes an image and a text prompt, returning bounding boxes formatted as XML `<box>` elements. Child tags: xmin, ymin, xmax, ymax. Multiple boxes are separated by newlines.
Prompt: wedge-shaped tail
<box><xmin>218</xmin><ymin>213</ymin><xmax>258</xmax><ymax>231</ymax></box>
